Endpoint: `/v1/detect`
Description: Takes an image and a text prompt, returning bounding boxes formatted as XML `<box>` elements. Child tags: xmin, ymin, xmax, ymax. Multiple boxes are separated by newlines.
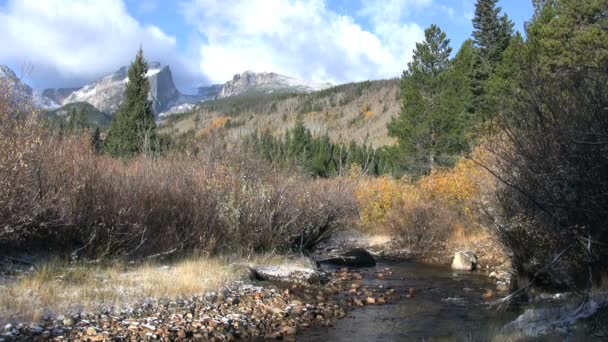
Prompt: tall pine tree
<box><xmin>472</xmin><ymin>0</ymin><xmax>514</xmax><ymax>66</ymax></box>
<box><xmin>387</xmin><ymin>25</ymin><xmax>456</xmax><ymax>175</ymax></box>
<box><xmin>471</xmin><ymin>0</ymin><xmax>514</xmax><ymax>117</ymax></box>
<box><xmin>105</xmin><ymin>47</ymin><xmax>157</xmax><ymax>157</ymax></box>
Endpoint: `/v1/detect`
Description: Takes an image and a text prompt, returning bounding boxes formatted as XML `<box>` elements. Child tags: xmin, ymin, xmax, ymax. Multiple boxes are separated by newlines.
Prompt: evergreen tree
<box><xmin>471</xmin><ymin>0</ymin><xmax>514</xmax><ymax>117</ymax></box>
<box><xmin>91</xmin><ymin>126</ymin><xmax>102</xmax><ymax>152</ymax></box>
<box><xmin>387</xmin><ymin>25</ymin><xmax>456</xmax><ymax>175</ymax></box>
<box><xmin>472</xmin><ymin>0</ymin><xmax>514</xmax><ymax>66</ymax></box>
<box><xmin>527</xmin><ymin>0</ymin><xmax>607</xmax><ymax>71</ymax></box>
<box><xmin>66</xmin><ymin>107</ymin><xmax>89</xmax><ymax>133</ymax></box>
<box><xmin>104</xmin><ymin>47</ymin><xmax>156</xmax><ymax>157</ymax></box>
<box><xmin>66</xmin><ymin>107</ymin><xmax>77</xmax><ymax>132</ymax></box>
<box><xmin>408</xmin><ymin>24</ymin><xmax>452</xmax><ymax>76</ymax></box>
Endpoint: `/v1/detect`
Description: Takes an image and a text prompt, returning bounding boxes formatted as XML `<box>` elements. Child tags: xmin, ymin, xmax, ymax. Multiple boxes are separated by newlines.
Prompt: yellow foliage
<box><xmin>355</xmin><ymin>145</ymin><xmax>495</xmax><ymax>238</ymax></box>
<box><xmin>356</xmin><ymin>176</ymin><xmax>403</xmax><ymax>226</ymax></box>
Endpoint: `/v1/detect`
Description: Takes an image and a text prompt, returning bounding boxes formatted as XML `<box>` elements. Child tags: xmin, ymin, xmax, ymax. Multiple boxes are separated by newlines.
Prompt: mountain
<box><xmin>37</xmin><ymin>62</ymin><xmax>204</xmax><ymax>117</ymax></box>
<box><xmin>35</xmin><ymin>88</ymin><xmax>79</xmax><ymax>109</ymax></box>
<box><xmin>0</xmin><ymin>65</ymin><xmax>33</xmax><ymax>102</ymax></box>
<box><xmin>196</xmin><ymin>84</ymin><xmax>223</xmax><ymax>101</ymax></box>
<box><xmin>216</xmin><ymin>71</ymin><xmax>332</xmax><ymax>98</ymax></box>
<box><xmin>46</xmin><ymin>102</ymin><xmax>112</xmax><ymax>128</ymax></box>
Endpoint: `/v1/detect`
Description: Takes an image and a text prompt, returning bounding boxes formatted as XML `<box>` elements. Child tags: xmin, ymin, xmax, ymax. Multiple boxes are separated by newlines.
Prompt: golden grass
<box><xmin>0</xmin><ymin>254</ymin><xmax>314</xmax><ymax>324</ymax></box>
<box><xmin>0</xmin><ymin>254</ymin><xmax>302</xmax><ymax>325</ymax></box>
<box><xmin>450</xmin><ymin>224</ymin><xmax>491</xmax><ymax>243</ymax></box>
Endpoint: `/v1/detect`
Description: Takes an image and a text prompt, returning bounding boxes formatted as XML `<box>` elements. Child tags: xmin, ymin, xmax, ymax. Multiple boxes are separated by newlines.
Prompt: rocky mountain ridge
<box><xmin>217</xmin><ymin>71</ymin><xmax>332</xmax><ymax>98</ymax></box>
<box><xmin>0</xmin><ymin>65</ymin><xmax>33</xmax><ymax>102</ymax></box>
<box><xmin>1</xmin><ymin>64</ymin><xmax>334</xmax><ymax>118</ymax></box>
<box><xmin>45</xmin><ymin>62</ymin><xmax>199</xmax><ymax>116</ymax></box>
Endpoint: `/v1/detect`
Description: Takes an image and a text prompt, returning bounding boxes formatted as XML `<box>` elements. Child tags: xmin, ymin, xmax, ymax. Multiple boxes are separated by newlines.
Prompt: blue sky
<box><xmin>0</xmin><ymin>0</ymin><xmax>533</xmax><ymax>93</ymax></box>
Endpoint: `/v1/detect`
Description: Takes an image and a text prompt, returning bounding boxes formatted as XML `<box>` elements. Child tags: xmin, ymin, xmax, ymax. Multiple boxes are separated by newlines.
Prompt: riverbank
<box><xmin>0</xmin><ymin>254</ymin><xmax>398</xmax><ymax>341</ymax></box>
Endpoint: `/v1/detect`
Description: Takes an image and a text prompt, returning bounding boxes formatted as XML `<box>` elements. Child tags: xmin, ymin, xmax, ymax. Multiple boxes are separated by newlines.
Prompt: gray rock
<box><xmin>62</xmin><ymin>317</ymin><xmax>74</xmax><ymax>326</ymax></box>
<box><xmin>451</xmin><ymin>251</ymin><xmax>478</xmax><ymax>271</ymax></box>
<box><xmin>29</xmin><ymin>325</ymin><xmax>43</xmax><ymax>334</ymax></box>
<box><xmin>249</xmin><ymin>264</ymin><xmax>323</xmax><ymax>284</ymax></box>
<box><xmin>46</xmin><ymin>63</ymin><xmax>203</xmax><ymax>117</ymax></box>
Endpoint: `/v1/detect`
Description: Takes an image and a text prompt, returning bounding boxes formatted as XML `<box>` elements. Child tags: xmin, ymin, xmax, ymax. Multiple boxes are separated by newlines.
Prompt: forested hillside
<box><xmin>159</xmin><ymin>79</ymin><xmax>400</xmax><ymax>147</ymax></box>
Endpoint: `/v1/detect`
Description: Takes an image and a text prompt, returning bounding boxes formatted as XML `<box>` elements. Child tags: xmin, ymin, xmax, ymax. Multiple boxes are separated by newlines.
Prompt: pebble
<box><xmin>86</xmin><ymin>327</ymin><xmax>97</xmax><ymax>335</ymax></box>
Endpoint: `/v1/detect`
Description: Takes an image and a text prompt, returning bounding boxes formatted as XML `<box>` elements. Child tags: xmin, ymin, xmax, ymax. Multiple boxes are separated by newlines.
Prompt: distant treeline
<box><xmin>245</xmin><ymin>120</ymin><xmax>398</xmax><ymax>177</ymax></box>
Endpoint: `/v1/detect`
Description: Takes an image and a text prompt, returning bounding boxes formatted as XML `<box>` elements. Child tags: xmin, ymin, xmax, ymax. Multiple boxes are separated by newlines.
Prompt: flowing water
<box><xmin>299</xmin><ymin>261</ymin><xmax>521</xmax><ymax>341</ymax></box>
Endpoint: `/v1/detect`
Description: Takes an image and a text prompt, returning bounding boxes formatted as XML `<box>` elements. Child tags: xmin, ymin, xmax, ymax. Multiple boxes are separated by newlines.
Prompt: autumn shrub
<box><xmin>0</xmin><ymin>98</ymin><xmax>356</xmax><ymax>258</ymax></box>
<box><xmin>355</xmin><ymin>145</ymin><xmax>496</xmax><ymax>249</ymax></box>
<box><xmin>0</xmin><ymin>78</ymin><xmax>49</xmax><ymax>242</ymax></box>
<box><xmin>355</xmin><ymin>175</ymin><xmax>402</xmax><ymax>231</ymax></box>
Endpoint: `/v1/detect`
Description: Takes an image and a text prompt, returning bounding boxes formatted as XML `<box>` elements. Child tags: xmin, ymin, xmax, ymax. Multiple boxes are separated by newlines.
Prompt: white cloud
<box><xmin>180</xmin><ymin>0</ymin><xmax>426</xmax><ymax>84</ymax></box>
<box><xmin>0</xmin><ymin>0</ymin><xmax>198</xmax><ymax>90</ymax></box>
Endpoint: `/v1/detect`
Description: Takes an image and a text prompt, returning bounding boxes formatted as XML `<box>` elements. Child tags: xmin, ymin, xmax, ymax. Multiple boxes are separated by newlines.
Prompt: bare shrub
<box><xmin>0</xmin><ymin>107</ymin><xmax>356</xmax><ymax>258</ymax></box>
<box><xmin>487</xmin><ymin>58</ymin><xmax>608</xmax><ymax>290</ymax></box>
<box><xmin>0</xmin><ymin>76</ymin><xmax>49</xmax><ymax>243</ymax></box>
<box><xmin>387</xmin><ymin>198</ymin><xmax>453</xmax><ymax>250</ymax></box>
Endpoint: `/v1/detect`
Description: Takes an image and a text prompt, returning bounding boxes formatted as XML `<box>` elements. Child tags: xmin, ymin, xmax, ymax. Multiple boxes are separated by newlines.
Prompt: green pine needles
<box><xmin>104</xmin><ymin>47</ymin><xmax>157</xmax><ymax>157</ymax></box>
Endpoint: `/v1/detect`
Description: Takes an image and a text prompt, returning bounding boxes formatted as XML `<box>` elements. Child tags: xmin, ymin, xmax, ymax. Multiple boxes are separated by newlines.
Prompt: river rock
<box><xmin>319</xmin><ymin>248</ymin><xmax>376</xmax><ymax>267</ymax></box>
<box><xmin>451</xmin><ymin>251</ymin><xmax>478</xmax><ymax>271</ymax></box>
<box><xmin>249</xmin><ymin>264</ymin><xmax>323</xmax><ymax>284</ymax></box>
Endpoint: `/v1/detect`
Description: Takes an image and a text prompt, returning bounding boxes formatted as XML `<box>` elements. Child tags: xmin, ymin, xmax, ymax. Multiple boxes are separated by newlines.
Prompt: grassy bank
<box><xmin>0</xmin><ymin>254</ymin><xmax>310</xmax><ymax>325</ymax></box>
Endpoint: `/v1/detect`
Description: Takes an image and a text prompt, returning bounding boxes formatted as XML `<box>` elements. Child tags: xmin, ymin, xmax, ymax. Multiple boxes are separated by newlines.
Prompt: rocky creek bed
<box><xmin>0</xmin><ymin>265</ymin><xmax>398</xmax><ymax>341</ymax></box>
<box><xmin>2</xmin><ymin>234</ymin><xmax>607</xmax><ymax>341</ymax></box>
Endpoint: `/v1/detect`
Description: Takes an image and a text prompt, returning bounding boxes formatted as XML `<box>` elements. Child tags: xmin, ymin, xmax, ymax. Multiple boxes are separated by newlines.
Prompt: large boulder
<box><xmin>451</xmin><ymin>251</ymin><xmax>478</xmax><ymax>271</ymax></box>
<box><xmin>319</xmin><ymin>248</ymin><xmax>377</xmax><ymax>267</ymax></box>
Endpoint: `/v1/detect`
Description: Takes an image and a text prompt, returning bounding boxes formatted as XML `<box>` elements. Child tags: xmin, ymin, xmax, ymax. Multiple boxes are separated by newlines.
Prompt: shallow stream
<box><xmin>299</xmin><ymin>260</ymin><xmax>520</xmax><ymax>341</ymax></box>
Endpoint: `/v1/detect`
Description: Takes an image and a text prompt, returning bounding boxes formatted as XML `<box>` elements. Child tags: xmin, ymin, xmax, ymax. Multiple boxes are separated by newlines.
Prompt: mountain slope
<box><xmin>160</xmin><ymin>79</ymin><xmax>400</xmax><ymax>147</ymax></box>
<box><xmin>0</xmin><ymin>65</ymin><xmax>33</xmax><ymax>103</ymax></box>
<box><xmin>35</xmin><ymin>87</ymin><xmax>79</xmax><ymax>108</ymax></box>
<box><xmin>46</xmin><ymin>102</ymin><xmax>112</xmax><ymax>128</ymax></box>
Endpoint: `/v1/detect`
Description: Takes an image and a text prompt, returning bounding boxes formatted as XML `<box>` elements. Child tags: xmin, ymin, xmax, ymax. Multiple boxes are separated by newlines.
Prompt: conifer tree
<box><xmin>472</xmin><ymin>0</ymin><xmax>514</xmax><ymax>66</ymax></box>
<box><xmin>66</xmin><ymin>107</ymin><xmax>89</xmax><ymax>133</ymax></box>
<box><xmin>471</xmin><ymin>0</ymin><xmax>514</xmax><ymax>116</ymax></box>
<box><xmin>387</xmin><ymin>25</ymin><xmax>456</xmax><ymax>174</ymax></box>
<box><xmin>105</xmin><ymin>47</ymin><xmax>156</xmax><ymax>157</ymax></box>
<box><xmin>91</xmin><ymin>126</ymin><xmax>102</xmax><ymax>152</ymax></box>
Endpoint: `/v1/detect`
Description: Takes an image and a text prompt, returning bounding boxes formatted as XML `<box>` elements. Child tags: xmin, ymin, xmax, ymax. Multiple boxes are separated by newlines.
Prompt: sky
<box><xmin>0</xmin><ymin>0</ymin><xmax>533</xmax><ymax>93</ymax></box>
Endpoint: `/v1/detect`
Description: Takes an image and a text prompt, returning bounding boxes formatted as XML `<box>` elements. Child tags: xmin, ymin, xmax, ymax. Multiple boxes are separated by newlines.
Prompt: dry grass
<box><xmin>0</xmin><ymin>254</ymin><xmax>307</xmax><ymax>325</ymax></box>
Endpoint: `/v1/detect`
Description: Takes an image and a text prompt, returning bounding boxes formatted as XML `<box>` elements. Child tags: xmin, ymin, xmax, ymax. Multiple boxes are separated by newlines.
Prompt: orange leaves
<box><xmin>196</xmin><ymin>116</ymin><xmax>231</xmax><ymax>138</ymax></box>
<box><xmin>355</xmin><ymin>145</ymin><xmax>495</xmax><ymax>239</ymax></box>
